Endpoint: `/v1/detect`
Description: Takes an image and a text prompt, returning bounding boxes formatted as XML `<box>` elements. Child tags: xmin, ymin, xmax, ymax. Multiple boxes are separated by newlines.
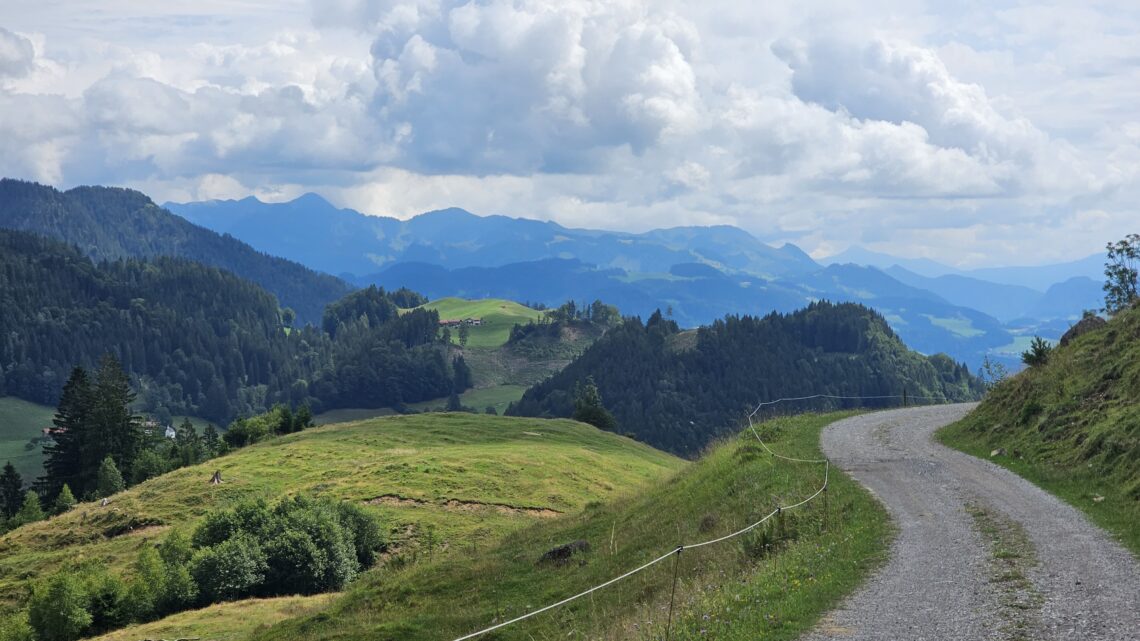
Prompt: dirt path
<box><xmin>803</xmin><ymin>405</ymin><xmax>1140</xmax><ymax>641</ymax></box>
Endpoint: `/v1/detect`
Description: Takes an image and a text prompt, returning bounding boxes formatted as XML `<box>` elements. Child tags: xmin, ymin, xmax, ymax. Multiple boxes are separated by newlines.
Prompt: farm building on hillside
<box><xmin>439</xmin><ymin>318</ymin><xmax>484</xmax><ymax>327</ymax></box>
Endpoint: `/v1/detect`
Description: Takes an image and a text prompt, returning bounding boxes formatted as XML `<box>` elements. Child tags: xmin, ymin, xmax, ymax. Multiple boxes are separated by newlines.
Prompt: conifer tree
<box><xmin>174</xmin><ymin>419</ymin><xmax>201</xmax><ymax>466</ymax></box>
<box><xmin>0</xmin><ymin>462</ymin><xmax>23</xmax><ymax>518</ymax></box>
<box><xmin>53</xmin><ymin>484</ymin><xmax>77</xmax><ymax>515</ymax></box>
<box><xmin>96</xmin><ymin>457</ymin><xmax>124</xmax><ymax>499</ymax></box>
<box><xmin>42</xmin><ymin>366</ymin><xmax>93</xmax><ymax>496</ymax></box>
<box><xmin>295</xmin><ymin>405</ymin><xmax>314</xmax><ymax>431</ymax></box>
<box><xmin>202</xmin><ymin>424</ymin><xmax>221</xmax><ymax>457</ymax></box>
<box><xmin>13</xmin><ymin>491</ymin><xmax>44</xmax><ymax>526</ymax></box>
<box><xmin>572</xmin><ymin>377</ymin><xmax>617</xmax><ymax>431</ymax></box>
<box><xmin>88</xmin><ymin>356</ymin><xmax>142</xmax><ymax>484</ymax></box>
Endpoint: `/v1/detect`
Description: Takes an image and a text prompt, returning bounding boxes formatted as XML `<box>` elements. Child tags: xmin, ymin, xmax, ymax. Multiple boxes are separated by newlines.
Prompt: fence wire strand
<box><xmin>448</xmin><ymin>393</ymin><xmax>927</xmax><ymax>641</ymax></box>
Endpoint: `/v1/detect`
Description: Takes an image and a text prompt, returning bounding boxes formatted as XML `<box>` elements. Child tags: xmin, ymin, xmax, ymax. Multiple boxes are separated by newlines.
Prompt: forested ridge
<box><xmin>0</xmin><ymin>230</ymin><xmax>466</xmax><ymax>423</ymax></box>
<box><xmin>0</xmin><ymin>179</ymin><xmax>351</xmax><ymax>324</ymax></box>
<box><xmin>509</xmin><ymin>302</ymin><xmax>985</xmax><ymax>456</ymax></box>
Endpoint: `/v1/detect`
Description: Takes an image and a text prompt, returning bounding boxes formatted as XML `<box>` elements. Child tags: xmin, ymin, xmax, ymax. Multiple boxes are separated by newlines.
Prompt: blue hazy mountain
<box><xmin>964</xmin><ymin>255</ymin><xmax>1106</xmax><ymax>292</ymax></box>
<box><xmin>883</xmin><ymin>266</ymin><xmax>1045</xmax><ymax>323</ymax></box>
<box><xmin>823</xmin><ymin>246</ymin><xmax>960</xmax><ymax>278</ymax></box>
<box><xmin>883</xmin><ymin>266</ymin><xmax>1102</xmax><ymax>323</ymax></box>
<box><xmin>825</xmin><ymin>245</ymin><xmax>1106</xmax><ymax>292</ymax></box>
<box><xmin>1026</xmin><ymin>277</ymin><xmax>1104</xmax><ymax>320</ymax></box>
<box><xmin>166</xmin><ymin>195</ymin><xmax>821</xmax><ymax>279</ymax></box>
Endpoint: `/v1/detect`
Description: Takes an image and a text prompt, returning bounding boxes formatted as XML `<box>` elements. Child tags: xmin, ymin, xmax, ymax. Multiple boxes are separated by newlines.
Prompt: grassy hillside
<box><xmin>417</xmin><ymin>298</ymin><xmax>546</xmax><ymax>348</ymax></box>
<box><xmin>89</xmin><ymin>595</ymin><xmax>335</xmax><ymax>641</ymax></box>
<box><xmin>247</xmin><ymin>412</ymin><xmax>890</xmax><ymax>641</ymax></box>
<box><xmin>0</xmin><ymin>414</ymin><xmax>682</xmax><ymax>612</ymax></box>
<box><xmin>938</xmin><ymin>306</ymin><xmax>1140</xmax><ymax>554</ymax></box>
<box><xmin>0</xmin><ymin>397</ymin><xmax>55</xmax><ymax>481</ymax></box>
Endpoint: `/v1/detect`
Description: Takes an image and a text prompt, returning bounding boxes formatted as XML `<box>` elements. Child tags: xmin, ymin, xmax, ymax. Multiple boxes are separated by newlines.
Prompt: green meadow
<box><xmin>0</xmin><ymin>414</ymin><xmax>682</xmax><ymax>612</ymax></box>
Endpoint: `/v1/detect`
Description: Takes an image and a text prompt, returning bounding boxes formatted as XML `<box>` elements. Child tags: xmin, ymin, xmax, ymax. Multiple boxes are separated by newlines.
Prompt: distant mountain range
<box><xmin>167</xmin><ymin>195</ymin><xmax>820</xmax><ymax>279</ymax></box>
<box><xmin>164</xmin><ymin>193</ymin><xmax>1107</xmax><ymax>370</ymax></box>
<box><xmin>0</xmin><ymin>180</ymin><xmax>1102</xmax><ymax>373</ymax></box>
<box><xmin>823</xmin><ymin>245</ymin><xmax>1106</xmax><ymax>291</ymax></box>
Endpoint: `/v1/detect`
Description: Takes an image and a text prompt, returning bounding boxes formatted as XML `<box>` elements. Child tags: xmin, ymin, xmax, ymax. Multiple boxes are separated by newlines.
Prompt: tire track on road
<box><xmin>803</xmin><ymin>405</ymin><xmax>1140</xmax><ymax>641</ymax></box>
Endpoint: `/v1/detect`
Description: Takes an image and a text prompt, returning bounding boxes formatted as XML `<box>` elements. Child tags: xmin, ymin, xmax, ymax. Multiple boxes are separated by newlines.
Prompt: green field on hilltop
<box><xmin>249</xmin><ymin>412</ymin><xmax>891</xmax><ymax>641</ymax></box>
<box><xmin>313</xmin><ymin>407</ymin><xmax>396</xmax><ymax>425</ymax></box>
<box><xmin>417</xmin><ymin>298</ymin><xmax>546</xmax><ymax>348</ymax></box>
<box><xmin>408</xmin><ymin>384</ymin><xmax>528</xmax><ymax>414</ymax></box>
<box><xmin>0</xmin><ymin>397</ymin><xmax>56</xmax><ymax>481</ymax></box>
<box><xmin>939</xmin><ymin>305</ymin><xmax>1140</xmax><ymax>555</ymax></box>
<box><xmin>0</xmin><ymin>413</ymin><xmax>682</xmax><ymax>613</ymax></box>
<box><xmin>922</xmin><ymin>313</ymin><xmax>985</xmax><ymax>338</ymax></box>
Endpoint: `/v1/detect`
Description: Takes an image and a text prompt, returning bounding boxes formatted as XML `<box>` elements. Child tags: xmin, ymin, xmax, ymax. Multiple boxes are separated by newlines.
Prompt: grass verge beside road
<box><xmin>250</xmin><ymin>411</ymin><xmax>891</xmax><ymax>641</ymax></box>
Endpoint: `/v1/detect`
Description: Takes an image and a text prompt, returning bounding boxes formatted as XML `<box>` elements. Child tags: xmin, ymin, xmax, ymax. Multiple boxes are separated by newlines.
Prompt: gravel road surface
<box><xmin>802</xmin><ymin>404</ymin><xmax>1140</xmax><ymax>641</ymax></box>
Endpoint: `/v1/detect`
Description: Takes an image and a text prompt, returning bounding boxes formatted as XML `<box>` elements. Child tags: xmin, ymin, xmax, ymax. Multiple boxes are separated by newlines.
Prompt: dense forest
<box><xmin>0</xmin><ymin>231</ymin><xmax>466</xmax><ymax>422</ymax></box>
<box><xmin>0</xmin><ymin>179</ymin><xmax>351</xmax><ymax>324</ymax></box>
<box><xmin>509</xmin><ymin>302</ymin><xmax>985</xmax><ymax>456</ymax></box>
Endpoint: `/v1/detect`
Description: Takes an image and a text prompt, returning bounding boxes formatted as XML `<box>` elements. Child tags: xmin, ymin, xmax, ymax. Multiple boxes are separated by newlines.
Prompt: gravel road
<box><xmin>802</xmin><ymin>404</ymin><xmax>1140</xmax><ymax>641</ymax></box>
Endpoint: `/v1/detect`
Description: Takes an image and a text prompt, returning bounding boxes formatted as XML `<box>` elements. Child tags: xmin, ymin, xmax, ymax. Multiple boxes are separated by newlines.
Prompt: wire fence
<box><xmin>447</xmin><ymin>394</ymin><xmax>862</xmax><ymax>641</ymax></box>
<box><xmin>448</xmin><ymin>393</ymin><xmax>960</xmax><ymax>641</ymax></box>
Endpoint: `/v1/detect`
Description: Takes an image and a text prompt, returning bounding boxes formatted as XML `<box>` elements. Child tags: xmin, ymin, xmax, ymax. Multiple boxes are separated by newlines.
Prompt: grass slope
<box><xmin>408</xmin><ymin>385</ymin><xmax>529</xmax><ymax>415</ymax></box>
<box><xmin>0</xmin><ymin>414</ymin><xmax>682</xmax><ymax>612</ymax></box>
<box><xmin>0</xmin><ymin>397</ymin><xmax>56</xmax><ymax>481</ymax></box>
<box><xmin>89</xmin><ymin>595</ymin><xmax>335</xmax><ymax>641</ymax></box>
<box><xmin>418</xmin><ymin>298</ymin><xmax>546</xmax><ymax>348</ymax></box>
<box><xmin>250</xmin><ymin>412</ymin><xmax>891</xmax><ymax>641</ymax></box>
<box><xmin>938</xmin><ymin>306</ymin><xmax>1140</xmax><ymax>555</ymax></box>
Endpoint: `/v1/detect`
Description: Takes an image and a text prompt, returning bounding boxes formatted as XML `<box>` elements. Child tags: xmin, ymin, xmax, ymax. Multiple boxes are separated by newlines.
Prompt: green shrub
<box><xmin>336</xmin><ymin>501</ymin><xmax>386</xmax><ymax>567</ymax></box>
<box><xmin>125</xmin><ymin>547</ymin><xmax>164</xmax><ymax>621</ymax></box>
<box><xmin>0</xmin><ymin>612</ymin><xmax>33</xmax><ymax>641</ymax></box>
<box><xmin>269</xmin><ymin>496</ymin><xmax>357</xmax><ymax>592</ymax></box>
<box><xmin>158</xmin><ymin>562</ymin><xmax>198</xmax><ymax>614</ymax></box>
<box><xmin>131</xmin><ymin>450</ymin><xmax>170</xmax><ymax>485</ymax></box>
<box><xmin>262</xmin><ymin>528</ymin><xmax>329</xmax><ymax>595</ymax></box>
<box><xmin>190</xmin><ymin>534</ymin><xmax>267</xmax><ymax>604</ymax></box>
<box><xmin>79</xmin><ymin>566</ymin><xmax>128</xmax><ymax>633</ymax></box>
<box><xmin>27</xmin><ymin>572</ymin><xmax>91</xmax><ymax>641</ymax></box>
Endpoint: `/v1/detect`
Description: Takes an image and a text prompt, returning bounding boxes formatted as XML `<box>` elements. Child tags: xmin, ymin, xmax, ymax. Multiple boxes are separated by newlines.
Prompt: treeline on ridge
<box><xmin>0</xmin><ymin>178</ymin><xmax>352</xmax><ymax>324</ymax></box>
<box><xmin>0</xmin><ymin>230</ymin><xmax>467</xmax><ymax>423</ymax></box>
<box><xmin>509</xmin><ymin>302</ymin><xmax>985</xmax><ymax>456</ymax></box>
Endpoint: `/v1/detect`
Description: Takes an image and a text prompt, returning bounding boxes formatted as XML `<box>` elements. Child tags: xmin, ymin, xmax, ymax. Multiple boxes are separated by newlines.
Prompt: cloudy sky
<box><xmin>2</xmin><ymin>1</ymin><xmax>1138</xmax><ymax>266</ymax></box>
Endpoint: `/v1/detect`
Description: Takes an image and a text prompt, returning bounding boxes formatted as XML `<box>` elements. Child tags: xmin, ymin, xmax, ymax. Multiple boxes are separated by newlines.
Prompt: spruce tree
<box><xmin>202</xmin><ymin>425</ymin><xmax>221</xmax><ymax>458</ymax></box>
<box><xmin>54</xmin><ymin>484</ymin><xmax>77</xmax><ymax>515</ymax></box>
<box><xmin>13</xmin><ymin>491</ymin><xmax>44</xmax><ymax>526</ymax></box>
<box><xmin>572</xmin><ymin>377</ymin><xmax>617</xmax><ymax>431</ymax></box>
<box><xmin>174</xmin><ymin>419</ymin><xmax>201</xmax><ymax>466</ymax></box>
<box><xmin>96</xmin><ymin>457</ymin><xmax>124</xmax><ymax>499</ymax></box>
<box><xmin>295</xmin><ymin>405</ymin><xmax>314</xmax><ymax>431</ymax></box>
<box><xmin>0</xmin><ymin>462</ymin><xmax>24</xmax><ymax>518</ymax></box>
<box><xmin>42</xmin><ymin>366</ymin><xmax>93</xmax><ymax>496</ymax></box>
<box><xmin>89</xmin><ymin>356</ymin><xmax>142</xmax><ymax>484</ymax></box>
